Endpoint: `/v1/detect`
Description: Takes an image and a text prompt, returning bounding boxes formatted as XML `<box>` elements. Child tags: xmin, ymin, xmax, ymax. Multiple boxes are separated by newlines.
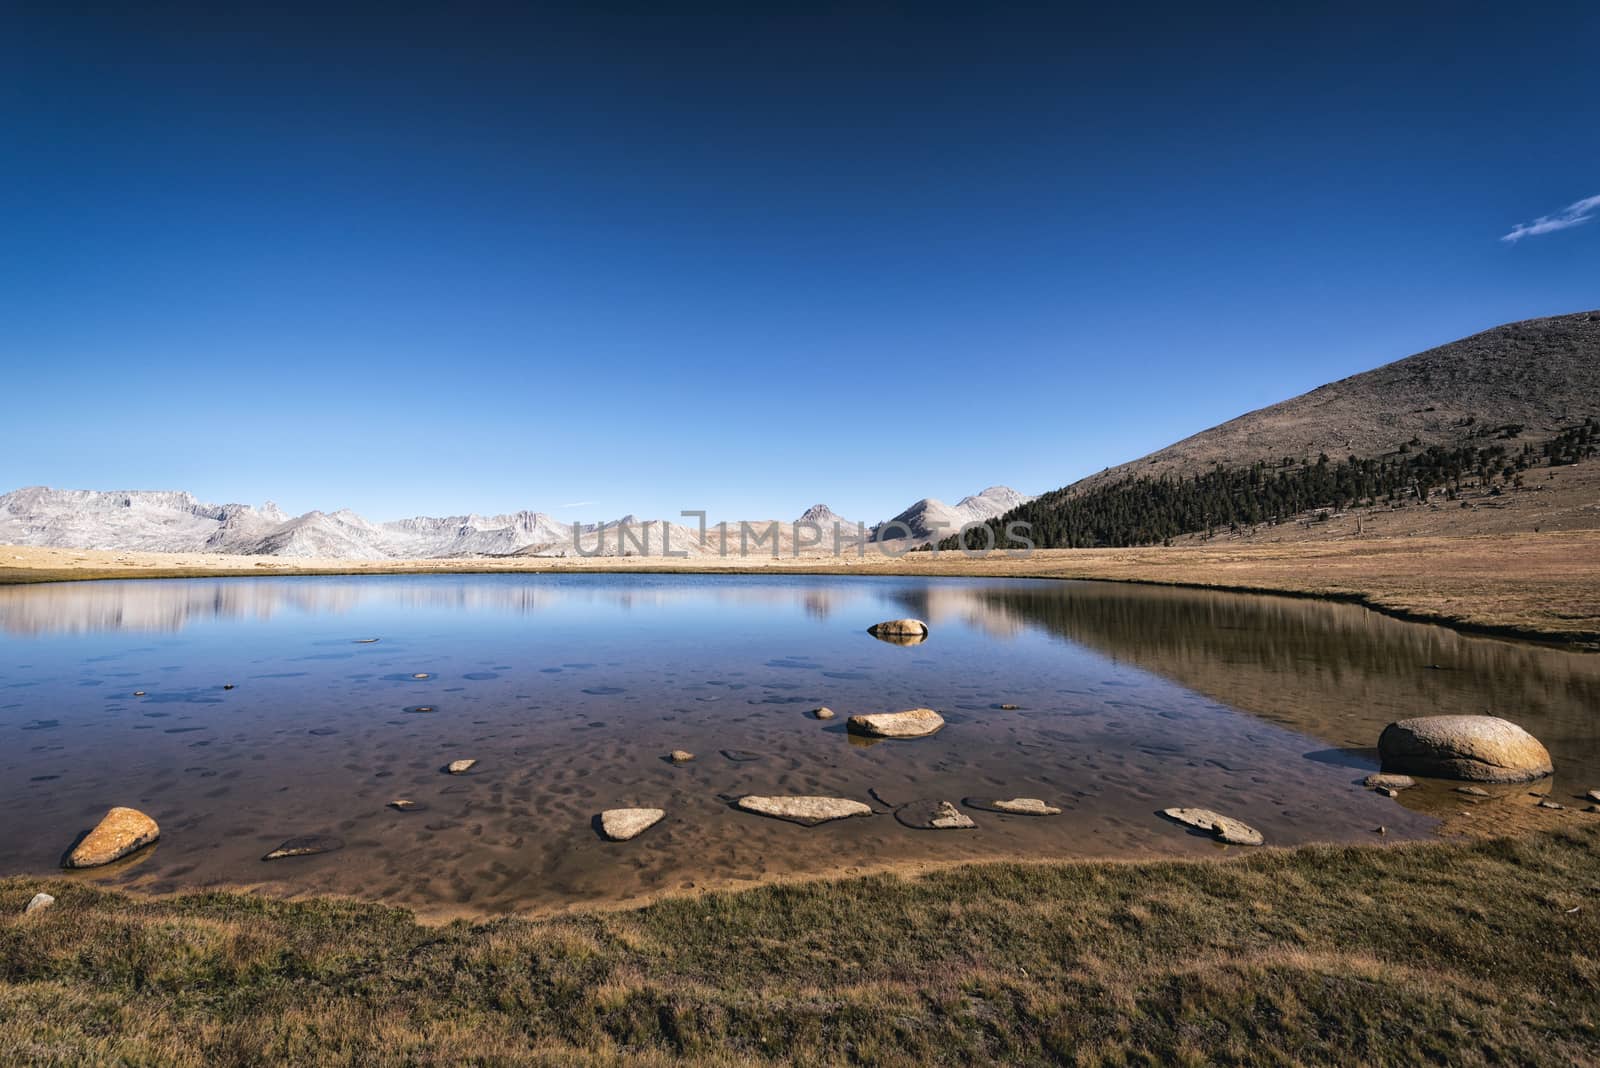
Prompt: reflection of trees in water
<box><xmin>966</xmin><ymin>582</ymin><xmax>1600</xmax><ymax>777</ymax></box>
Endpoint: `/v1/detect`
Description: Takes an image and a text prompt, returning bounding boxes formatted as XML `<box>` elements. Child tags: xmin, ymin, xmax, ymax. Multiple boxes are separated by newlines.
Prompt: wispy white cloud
<box><xmin>560</xmin><ymin>500</ymin><xmax>597</xmax><ymax>509</ymax></box>
<box><xmin>1502</xmin><ymin>192</ymin><xmax>1600</xmax><ymax>243</ymax></box>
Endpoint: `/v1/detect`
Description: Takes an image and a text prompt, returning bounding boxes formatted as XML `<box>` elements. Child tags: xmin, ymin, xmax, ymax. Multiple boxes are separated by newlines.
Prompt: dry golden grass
<box><xmin>4</xmin><ymin>826</ymin><xmax>1599</xmax><ymax>1065</ymax></box>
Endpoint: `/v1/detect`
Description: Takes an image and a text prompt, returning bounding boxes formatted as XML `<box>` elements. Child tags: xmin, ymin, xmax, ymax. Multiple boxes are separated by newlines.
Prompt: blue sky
<box><xmin>2</xmin><ymin>4</ymin><xmax>1596</xmax><ymax>523</ymax></box>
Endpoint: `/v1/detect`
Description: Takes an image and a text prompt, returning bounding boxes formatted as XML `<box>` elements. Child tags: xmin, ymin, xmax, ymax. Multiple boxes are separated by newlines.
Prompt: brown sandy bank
<box><xmin>3</xmin><ymin>530</ymin><xmax>1598</xmax><ymax>646</ymax></box>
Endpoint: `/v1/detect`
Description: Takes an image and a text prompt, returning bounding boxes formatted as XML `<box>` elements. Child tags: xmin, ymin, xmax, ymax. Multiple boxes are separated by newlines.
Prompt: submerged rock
<box><xmin>1455</xmin><ymin>785</ymin><xmax>1492</xmax><ymax>797</ymax></box>
<box><xmin>811</xmin><ymin>706</ymin><xmax>836</xmax><ymax>720</ymax></box>
<box><xmin>1161</xmin><ymin>807</ymin><xmax>1263</xmax><ymax>846</ymax></box>
<box><xmin>388</xmin><ymin>799</ymin><xmax>419</xmax><ymax>811</ymax></box>
<box><xmin>446</xmin><ymin>759</ymin><xmax>477</xmax><ymax>775</ymax></box>
<box><xmin>736</xmin><ymin>795</ymin><xmax>872</xmax><ymax>826</ymax></box>
<box><xmin>846</xmin><ymin>708</ymin><xmax>945</xmax><ymax>738</ymax></box>
<box><xmin>600</xmin><ymin>808</ymin><xmax>665</xmax><ymax>841</ymax></box>
<box><xmin>24</xmin><ymin>893</ymin><xmax>55</xmax><ymax>915</ymax></box>
<box><xmin>895</xmin><ymin>799</ymin><xmax>976</xmax><ymax>830</ymax></box>
<box><xmin>1378</xmin><ymin>716</ymin><xmax>1552</xmax><ymax>783</ymax></box>
<box><xmin>1363</xmin><ymin>773</ymin><xmax>1416</xmax><ymax>791</ymax></box>
<box><xmin>992</xmin><ymin>797</ymin><xmax>1062</xmax><ymax>816</ymax></box>
<box><xmin>64</xmin><ymin>807</ymin><xmax>160</xmax><ymax>868</ymax></box>
<box><xmin>262</xmin><ymin>836</ymin><xmax>343</xmax><ymax>861</ymax></box>
<box><xmin>668</xmin><ymin>750</ymin><xmax>695</xmax><ymax>764</ymax></box>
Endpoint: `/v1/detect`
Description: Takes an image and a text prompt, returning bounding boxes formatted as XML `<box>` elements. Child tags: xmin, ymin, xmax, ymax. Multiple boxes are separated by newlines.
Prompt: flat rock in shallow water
<box><xmin>65</xmin><ymin>807</ymin><xmax>160</xmax><ymax>868</ymax></box>
<box><xmin>896</xmin><ymin>800</ymin><xmax>976</xmax><ymax>830</ymax></box>
<box><xmin>262</xmin><ymin>836</ymin><xmax>343</xmax><ymax>861</ymax></box>
<box><xmin>600</xmin><ymin>808</ymin><xmax>665</xmax><ymax>841</ymax></box>
<box><xmin>1161</xmin><ymin>807</ymin><xmax>1263</xmax><ymax>846</ymax></box>
<box><xmin>668</xmin><ymin>750</ymin><xmax>695</xmax><ymax>764</ymax></box>
<box><xmin>24</xmin><ymin>893</ymin><xmax>54</xmax><ymax>915</ymax></box>
<box><xmin>811</xmin><ymin>706</ymin><xmax>836</xmax><ymax>720</ymax></box>
<box><xmin>846</xmin><ymin>708</ymin><xmax>944</xmax><ymax>738</ymax></box>
<box><xmin>1363</xmin><ymin>773</ymin><xmax>1416</xmax><ymax>790</ymax></box>
<box><xmin>446</xmin><ymin>759</ymin><xmax>477</xmax><ymax>774</ymax></box>
<box><xmin>736</xmin><ymin>795</ymin><xmax>872</xmax><ymax>826</ymax></box>
<box><xmin>1378</xmin><ymin>716</ymin><xmax>1552</xmax><ymax>783</ymax></box>
<box><xmin>991</xmin><ymin>797</ymin><xmax>1062</xmax><ymax>816</ymax></box>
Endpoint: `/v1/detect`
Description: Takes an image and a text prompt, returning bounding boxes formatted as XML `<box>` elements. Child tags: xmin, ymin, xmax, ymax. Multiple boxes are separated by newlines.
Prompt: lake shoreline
<box><xmin>4</xmin><ymin>531</ymin><xmax>1598</xmax><ymax>648</ymax></box>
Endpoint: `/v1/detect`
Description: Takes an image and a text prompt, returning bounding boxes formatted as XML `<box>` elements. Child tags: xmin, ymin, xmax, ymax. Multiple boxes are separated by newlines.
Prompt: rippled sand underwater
<box><xmin>3</xmin><ymin>574</ymin><xmax>1595</xmax><ymax>913</ymax></box>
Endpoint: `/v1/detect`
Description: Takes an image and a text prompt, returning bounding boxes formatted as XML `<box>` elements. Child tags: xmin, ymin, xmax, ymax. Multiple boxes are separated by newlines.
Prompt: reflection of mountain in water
<box><xmin>4</xmin><ymin>573</ymin><xmax>1595</xmax><ymax>789</ymax></box>
<box><xmin>961</xmin><ymin>581</ymin><xmax>1600</xmax><ymax>787</ymax></box>
<box><xmin>0</xmin><ymin>576</ymin><xmax>882</xmax><ymax>636</ymax></box>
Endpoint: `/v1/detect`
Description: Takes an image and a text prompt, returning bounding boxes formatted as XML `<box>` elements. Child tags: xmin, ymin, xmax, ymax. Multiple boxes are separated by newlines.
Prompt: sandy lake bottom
<box><xmin>3</xmin><ymin>573</ymin><xmax>1596</xmax><ymax>914</ymax></box>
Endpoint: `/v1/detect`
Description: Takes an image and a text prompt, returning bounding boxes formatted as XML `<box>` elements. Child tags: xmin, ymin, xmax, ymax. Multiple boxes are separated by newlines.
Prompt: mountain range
<box><xmin>0</xmin><ymin>485</ymin><xmax>1033</xmax><ymax>559</ymax></box>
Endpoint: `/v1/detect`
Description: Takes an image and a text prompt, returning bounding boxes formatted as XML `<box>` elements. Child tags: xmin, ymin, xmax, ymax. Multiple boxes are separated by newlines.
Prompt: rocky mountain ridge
<box><xmin>0</xmin><ymin>485</ymin><xmax>1029</xmax><ymax>559</ymax></box>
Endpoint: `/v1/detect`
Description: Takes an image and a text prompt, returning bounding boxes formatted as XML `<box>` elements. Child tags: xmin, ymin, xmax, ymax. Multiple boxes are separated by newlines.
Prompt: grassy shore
<box><xmin>5</xmin><ymin>825</ymin><xmax>1599</xmax><ymax>1065</ymax></box>
<box><xmin>4</xmin><ymin>530</ymin><xmax>1600</xmax><ymax>645</ymax></box>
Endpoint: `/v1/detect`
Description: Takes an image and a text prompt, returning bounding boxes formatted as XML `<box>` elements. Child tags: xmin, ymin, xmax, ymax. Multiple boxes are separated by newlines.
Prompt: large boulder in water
<box><xmin>1378</xmin><ymin>715</ymin><xmax>1552</xmax><ymax>783</ymax></box>
<box><xmin>64</xmin><ymin>807</ymin><xmax>160</xmax><ymax>868</ymax></box>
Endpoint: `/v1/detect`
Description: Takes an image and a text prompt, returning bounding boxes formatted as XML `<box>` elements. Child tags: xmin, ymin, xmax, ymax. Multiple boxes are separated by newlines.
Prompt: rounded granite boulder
<box><xmin>1378</xmin><ymin>715</ymin><xmax>1552</xmax><ymax>783</ymax></box>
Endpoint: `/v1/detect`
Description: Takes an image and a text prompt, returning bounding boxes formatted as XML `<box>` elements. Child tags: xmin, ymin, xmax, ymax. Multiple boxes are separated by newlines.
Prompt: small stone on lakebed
<box><xmin>736</xmin><ymin>795</ymin><xmax>873</xmax><ymax>826</ymax></box>
<box><xmin>262</xmin><ymin>835</ymin><xmax>344</xmax><ymax>861</ymax></box>
<box><xmin>388</xmin><ymin>799</ymin><xmax>418</xmax><ymax>811</ymax></box>
<box><xmin>64</xmin><ymin>807</ymin><xmax>160</xmax><ymax>868</ymax></box>
<box><xmin>812</xmin><ymin>707</ymin><xmax>836</xmax><ymax>720</ymax></box>
<box><xmin>446</xmin><ymin>759</ymin><xmax>477</xmax><ymax>774</ymax></box>
<box><xmin>600</xmin><ymin>808</ymin><xmax>665</xmax><ymax>841</ymax></box>
<box><xmin>1363</xmin><ymin>773</ymin><xmax>1415</xmax><ymax>791</ymax></box>
<box><xmin>895</xmin><ymin>799</ymin><xmax>976</xmax><ymax>830</ymax></box>
<box><xmin>1162</xmin><ymin>806</ymin><xmax>1263</xmax><ymax>846</ymax></box>
<box><xmin>846</xmin><ymin>708</ymin><xmax>945</xmax><ymax>738</ymax></box>
<box><xmin>669</xmin><ymin>750</ymin><xmax>695</xmax><ymax>763</ymax></box>
<box><xmin>990</xmin><ymin>798</ymin><xmax>1061</xmax><ymax>816</ymax></box>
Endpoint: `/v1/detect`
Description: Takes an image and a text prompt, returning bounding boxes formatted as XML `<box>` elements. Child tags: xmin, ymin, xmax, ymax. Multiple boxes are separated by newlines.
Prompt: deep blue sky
<box><xmin>3</xmin><ymin>4</ymin><xmax>1596</xmax><ymax>523</ymax></box>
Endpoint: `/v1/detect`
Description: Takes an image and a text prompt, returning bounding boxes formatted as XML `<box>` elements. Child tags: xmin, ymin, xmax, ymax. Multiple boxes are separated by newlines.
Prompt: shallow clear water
<box><xmin>2</xmin><ymin>574</ymin><xmax>1595</xmax><ymax>914</ymax></box>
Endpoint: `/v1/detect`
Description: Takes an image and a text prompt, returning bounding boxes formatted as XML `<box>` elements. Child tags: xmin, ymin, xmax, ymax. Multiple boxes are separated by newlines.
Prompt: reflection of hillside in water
<box><xmin>956</xmin><ymin>582</ymin><xmax>1600</xmax><ymax>784</ymax></box>
<box><xmin>0</xmin><ymin>577</ymin><xmax>882</xmax><ymax>636</ymax></box>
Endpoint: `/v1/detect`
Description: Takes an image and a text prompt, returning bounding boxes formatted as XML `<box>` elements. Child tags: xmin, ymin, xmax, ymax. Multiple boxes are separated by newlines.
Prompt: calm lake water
<box><xmin>2</xmin><ymin>574</ymin><xmax>1596</xmax><ymax>914</ymax></box>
